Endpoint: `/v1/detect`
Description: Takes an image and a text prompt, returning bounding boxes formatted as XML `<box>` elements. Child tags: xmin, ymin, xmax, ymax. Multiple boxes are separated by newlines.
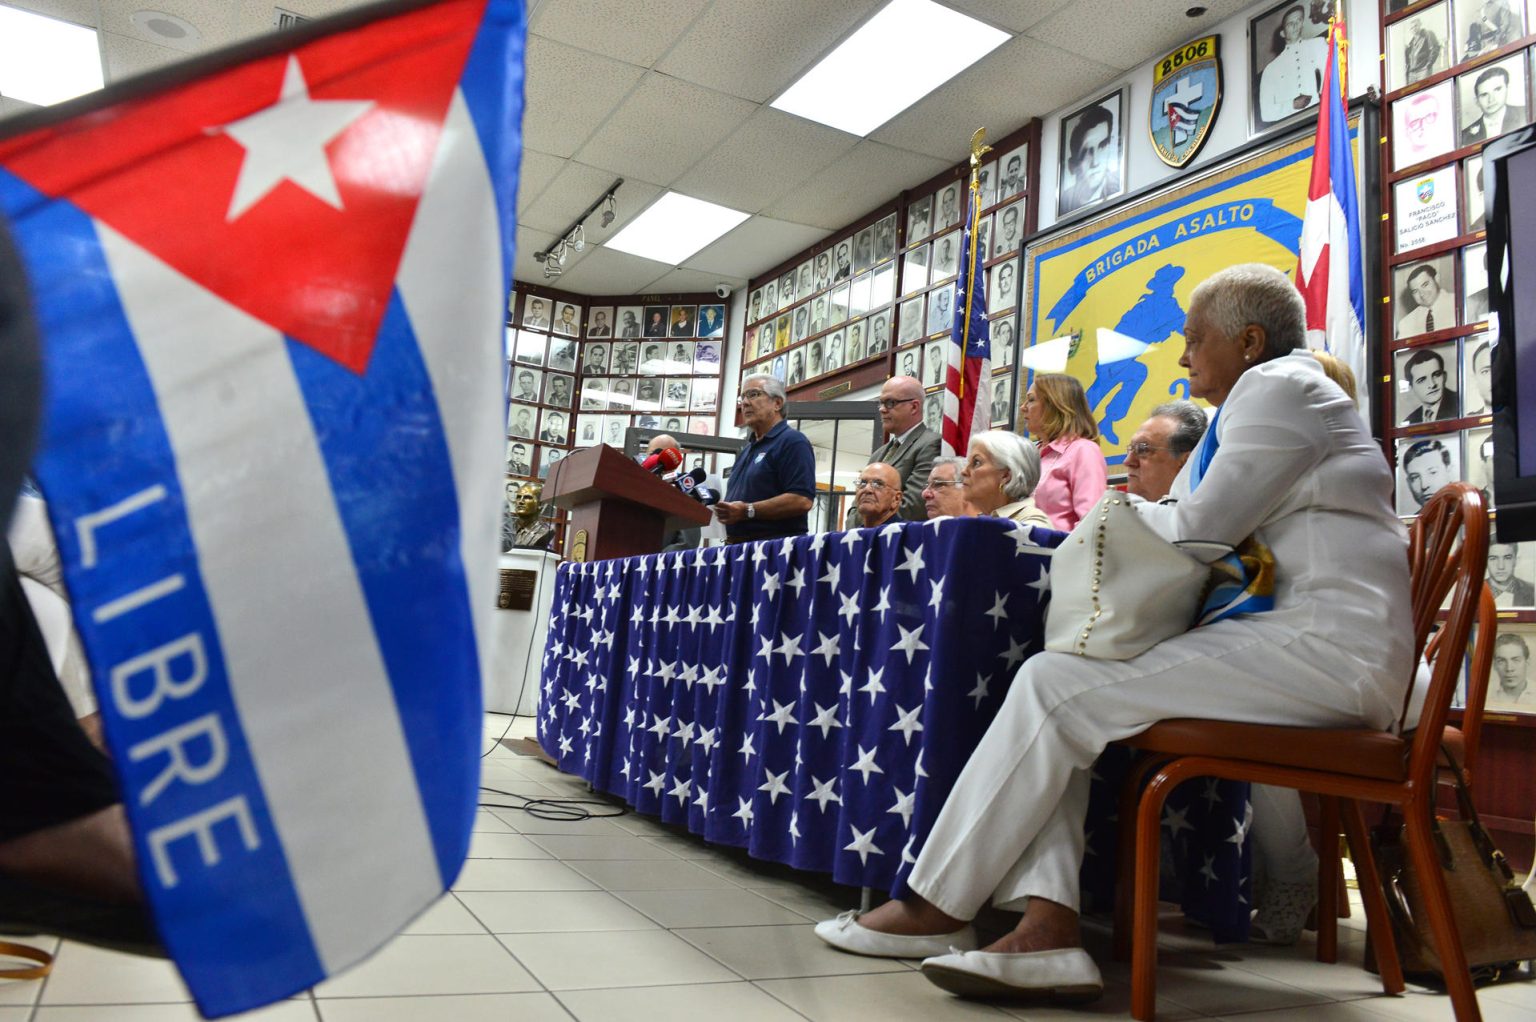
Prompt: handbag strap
<box><xmin>1436</xmin><ymin>745</ymin><xmax>1515</xmax><ymax>883</ymax></box>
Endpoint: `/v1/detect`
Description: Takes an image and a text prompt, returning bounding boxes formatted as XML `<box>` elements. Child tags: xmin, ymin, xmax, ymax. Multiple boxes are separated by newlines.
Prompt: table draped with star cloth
<box><xmin>537</xmin><ymin>518</ymin><xmax>1255</xmax><ymax>941</ymax></box>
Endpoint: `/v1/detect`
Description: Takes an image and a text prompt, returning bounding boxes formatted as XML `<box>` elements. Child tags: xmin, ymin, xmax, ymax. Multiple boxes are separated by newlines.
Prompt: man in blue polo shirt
<box><xmin>714</xmin><ymin>373</ymin><xmax>816</xmax><ymax>542</ymax></box>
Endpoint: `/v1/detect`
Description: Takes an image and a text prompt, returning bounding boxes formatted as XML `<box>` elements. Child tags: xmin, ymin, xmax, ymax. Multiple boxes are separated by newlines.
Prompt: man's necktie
<box><xmin>1426</xmin><ymin>309</ymin><xmax>1435</xmax><ymax>332</ymax></box>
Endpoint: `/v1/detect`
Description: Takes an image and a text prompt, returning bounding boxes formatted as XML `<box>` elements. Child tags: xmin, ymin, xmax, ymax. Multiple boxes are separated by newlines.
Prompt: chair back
<box><xmin>1401</xmin><ymin>483</ymin><xmax>1487</xmax><ymax>787</ymax></box>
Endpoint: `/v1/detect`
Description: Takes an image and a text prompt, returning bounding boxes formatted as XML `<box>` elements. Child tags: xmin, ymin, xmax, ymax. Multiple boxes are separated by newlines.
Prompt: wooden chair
<box><xmin>1110</xmin><ymin>482</ymin><xmax>1488</xmax><ymax>1021</ymax></box>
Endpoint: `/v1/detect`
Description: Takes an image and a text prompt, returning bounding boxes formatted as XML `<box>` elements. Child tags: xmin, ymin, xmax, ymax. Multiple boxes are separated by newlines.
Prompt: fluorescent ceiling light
<box><xmin>772</xmin><ymin>0</ymin><xmax>1008</xmax><ymax>136</ymax></box>
<box><xmin>605</xmin><ymin>192</ymin><xmax>749</xmax><ymax>266</ymax></box>
<box><xmin>0</xmin><ymin>5</ymin><xmax>104</xmax><ymax>106</ymax></box>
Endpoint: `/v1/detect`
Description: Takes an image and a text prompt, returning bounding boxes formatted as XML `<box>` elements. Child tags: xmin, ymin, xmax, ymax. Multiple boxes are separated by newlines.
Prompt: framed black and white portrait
<box><xmin>832</xmin><ymin>238</ymin><xmax>853</xmax><ymax>282</ymax></box>
<box><xmin>610</xmin><ymin>341</ymin><xmax>638</xmax><ymax>376</ymax></box>
<box><xmin>992</xmin><ymin>316</ymin><xmax>1017</xmax><ymax>367</ymax></box>
<box><xmin>796</xmin><ymin>258</ymin><xmax>814</xmax><ymax>298</ymax></box>
<box><xmin>507</xmin><ymin>404</ymin><xmax>536</xmax><ymax>440</ymax></box>
<box><xmin>586</xmin><ymin>306</ymin><xmax>614</xmax><ymax>338</ymax></box>
<box><xmin>1392</xmin><ymin>81</ymin><xmax>1457</xmax><ymax>170</ymax></box>
<box><xmin>807</xmin><ymin>338</ymin><xmax>825</xmax><ymax>379</ymax></box>
<box><xmin>786</xmin><ymin>348</ymin><xmax>806</xmax><ymax>387</ymax></box>
<box><xmin>825</xmin><ymin>328</ymin><xmax>847</xmax><ymax>371</ymax></box>
<box><xmin>829</xmin><ymin>284</ymin><xmax>851</xmax><ymax>327</ymax></box>
<box><xmin>1392</xmin><ymin>254</ymin><xmax>1457</xmax><ymax>340</ymax></box>
<box><xmin>548</xmin><ymin>337</ymin><xmax>577</xmax><ymax>373</ymax></box>
<box><xmin>976</xmin><ymin>160</ymin><xmax>997</xmax><ymax>207</ymax></box>
<box><xmin>853</xmin><ymin>225</ymin><xmax>875</xmax><ymax>274</ymax></box>
<box><xmin>603</xmin><ymin>417</ymin><xmax>625</xmax><ymax>448</ymax></box>
<box><xmin>1455</xmin><ymin>0</ymin><xmax>1525</xmax><ymax>65</ymax></box>
<box><xmin>991</xmin><ymin>375</ymin><xmax>1011</xmax><ymax>426</ymax></box>
<box><xmin>1464</xmin><ymin>333</ymin><xmax>1494</xmax><ymax>416</ymax></box>
<box><xmin>698</xmin><ymin>304</ymin><xmax>726</xmax><ymax>338</ymax></box>
<box><xmin>635</xmin><ymin>377</ymin><xmax>661</xmax><ymax>410</ymax></box>
<box><xmin>608</xmin><ymin>377</ymin><xmax>635</xmax><ymax>412</ymax></box>
<box><xmin>539</xmin><ymin>408</ymin><xmax>569</xmax><ymax>444</ymax></box>
<box><xmin>538</xmin><ymin>446</ymin><xmax>565</xmax><ymax>479</ymax></box>
<box><xmin>931</xmin><ymin>231</ymin><xmax>960</xmax><ymax>282</ymax></box>
<box><xmin>1386</xmin><ymin>3</ymin><xmax>1450</xmax><ymax>93</ymax></box>
<box><xmin>898</xmin><ymin>295</ymin><xmax>925</xmax><ymax>345</ymax></box>
<box><xmin>847</xmin><ymin>272</ymin><xmax>873</xmax><ymax>319</ymax></box>
<box><xmin>1457</xmin><ymin>54</ymin><xmax>1530</xmax><ymax>149</ymax></box>
<box><xmin>505</xmin><ymin>439</ymin><xmax>532</xmax><ymax>477</ymax></box>
<box><xmin>778</xmin><ymin>270</ymin><xmax>797</xmax><ymax>310</ymax></box>
<box><xmin>1396</xmin><ymin>433</ymin><xmax>1462</xmax><ymax>515</ymax></box>
<box><xmin>813</xmin><ymin>250</ymin><xmax>833</xmax><ymax>291</ymax></box>
<box><xmin>521</xmin><ymin>295</ymin><xmax>551</xmax><ymax>331</ymax></box>
<box><xmin>552</xmin><ymin>301</ymin><xmax>581</xmax><ymax>337</ymax></box>
<box><xmin>1463</xmin><ymin>242</ymin><xmax>1491</xmax><ymax>325</ymax></box>
<box><xmin>691</xmin><ymin>378</ymin><xmax>719</xmax><ymax>413</ymax></box>
<box><xmin>1393</xmin><ymin>342</ymin><xmax>1460</xmax><ymax>425</ymax></box>
<box><xmin>643</xmin><ymin>305</ymin><xmax>670</xmax><ymax>337</ymax></box>
<box><xmin>1057</xmin><ymin>89</ymin><xmax>1126</xmax><ymax>217</ymax></box>
<box><xmin>543</xmin><ymin>373</ymin><xmax>573</xmax><ymax>408</ymax></box>
<box><xmin>997</xmin><ymin>143</ymin><xmax>1029</xmax><ymax>200</ymax></box>
<box><xmin>868</xmin><ymin>312</ymin><xmax>891</xmax><ymax>354</ymax></box>
<box><xmin>760</xmin><ymin>280</ymin><xmax>778</xmax><ymax>317</ymax></box>
<box><xmin>935</xmin><ymin>182</ymin><xmax>962</xmax><ymax>230</ymax></box>
<box><xmin>1466</xmin><ymin>425</ymin><xmax>1494</xmax><ymax>501</ymax></box>
<box><xmin>847</xmin><ymin>322</ymin><xmax>867</xmax><ymax>363</ymax></box>
<box><xmin>1464</xmin><ymin>154</ymin><xmax>1487</xmax><ymax>233</ymax></box>
<box><xmin>771</xmin><ymin>354</ymin><xmax>787</xmax><ymax>383</ymax></box>
<box><xmin>923</xmin><ymin>392</ymin><xmax>942</xmax><ymax>432</ymax></box>
<box><xmin>902</xmin><ymin>244</ymin><xmax>931</xmax><ymax>295</ymax></box>
<box><xmin>897</xmin><ymin>347</ymin><xmax>920</xmax><ymax>379</ymax></box>
<box><xmin>506</xmin><ymin>289</ymin><xmax>517</xmax><ymax>324</ymax></box>
<box><xmin>871</xmin><ymin>261</ymin><xmax>897</xmax><ymax>309</ymax></box>
<box><xmin>580</xmin><ymin>343</ymin><xmax>609</xmax><ymax>377</ymax></box>
<box><xmin>1249</xmin><ymin>0</ymin><xmax>1329</xmax><ymax>133</ymax></box>
<box><xmin>579</xmin><ymin>377</ymin><xmax>607</xmax><ymax>411</ymax></box>
<box><xmin>639</xmin><ymin>340</ymin><xmax>666</xmax><ymax>375</ymax></box>
<box><xmin>907</xmin><ymin>195</ymin><xmax>933</xmax><ymax>243</ymax></box>
<box><xmin>990</xmin><ymin>260</ymin><xmax>1019</xmax><ymax>311</ymax></box>
<box><xmin>873</xmin><ymin>213</ymin><xmax>898</xmax><ymax>264</ymax></box>
<box><xmin>695</xmin><ymin>340</ymin><xmax>721</xmax><ymax>370</ymax></box>
<box><xmin>1486</xmin><ymin>541</ymin><xmax>1535</xmax><ymax>609</ymax></box>
<box><xmin>993</xmin><ymin>201</ymin><xmax>1024</xmax><ymax>257</ymax></box>
<box><xmin>663</xmin><ymin>379</ymin><xmax>691</xmax><ymax>411</ymax></box>
<box><xmin>807</xmin><ymin>295</ymin><xmax>829</xmax><ymax>334</ymax></box>
<box><xmin>615</xmin><ymin>305</ymin><xmax>643</xmax><ymax>339</ymax></box>
<box><xmin>1486</xmin><ymin>622</ymin><xmax>1536</xmax><ymax>710</ymax></box>
<box><xmin>512</xmin><ymin>329</ymin><xmax>544</xmax><ymax>367</ymax></box>
<box><xmin>668</xmin><ymin>339</ymin><xmax>695</xmax><ymax>370</ymax></box>
<box><xmin>509</xmin><ymin>365</ymin><xmax>542</xmax><ymax>404</ymax></box>
<box><xmin>925</xmin><ymin>286</ymin><xmax>954</xmax><ymax>336</ymax></box>
<box><xmin>924</xmin><ymin>340</ymin><xmax>946</xmax><ymax>388</ymax></box>
<box><xmin>975</xmin><ymin>214</ymin><xmax>993</xmax><ymax>264</ymax></box>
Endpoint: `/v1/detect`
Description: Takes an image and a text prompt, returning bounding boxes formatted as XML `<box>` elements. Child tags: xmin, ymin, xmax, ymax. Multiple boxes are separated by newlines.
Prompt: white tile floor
<box><xmin>3</xmin><ymin>713</ymin><xmax>1531</xmax><ymax>1021</ymax></box>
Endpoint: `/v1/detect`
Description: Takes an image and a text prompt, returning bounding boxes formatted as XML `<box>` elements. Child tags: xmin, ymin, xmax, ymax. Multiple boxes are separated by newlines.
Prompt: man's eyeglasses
<box><xmin>738</xmin><ymin>388</ymin><xmax>768</xmax><ymax>403</ymax></box>
<box><xmin>854</xmin><ymin>478</ymin><xmax>891</xmax><ymax>490</ymax></box>
<box><xmin>925</xmin><ymin>480</ymin><xmax>961</xmax><ymax>490</ymax></box>
<box><xmin>1126</xmin><ymin>441</ymin><xmax>1173</xmax><ymax>458</ymax></box>
<box><xmin>877</xmin><ymin>397</ymin><xmax>920</xmax><ymax>410</ymax></box>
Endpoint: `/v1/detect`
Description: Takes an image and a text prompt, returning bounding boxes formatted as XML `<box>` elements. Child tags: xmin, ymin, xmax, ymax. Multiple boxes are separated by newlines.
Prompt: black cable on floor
<box><xmin>478</xmin><ymin>784</ymin><xmax>628</xmax><ymax>822</ymax></box>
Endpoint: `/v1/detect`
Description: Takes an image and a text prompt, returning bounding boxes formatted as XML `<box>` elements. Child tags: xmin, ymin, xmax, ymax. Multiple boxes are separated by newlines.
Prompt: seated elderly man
<box><xmin>922</xmin><ymin>456</ymin><xmax>975</xmax><ymax>518</ymax></box>
<box><xmin>815</xmin><ymin>264</ymin><xmax>1412</xmax><ymax>1003</ymax></box>
<box><xmin>854</xmin><ymin>463</ymin><xmax>902</xmax><ymax>528</ymax></box>
<box><xmin>1124</xmin><ymin>401</ymin><xmax>1207</xmax><ymax>501</ymax></box>
<box><xmin>959</xmin><ymin>430</ymin><xmax>1051</xmax><ymax>527</ymax></box>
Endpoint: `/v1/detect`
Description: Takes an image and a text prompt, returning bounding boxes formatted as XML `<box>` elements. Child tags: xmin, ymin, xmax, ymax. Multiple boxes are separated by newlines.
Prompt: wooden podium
<box><xmin>544</xmin><ymin>445</ymin><xmax>713</xmax><ymax>561</ymax></box>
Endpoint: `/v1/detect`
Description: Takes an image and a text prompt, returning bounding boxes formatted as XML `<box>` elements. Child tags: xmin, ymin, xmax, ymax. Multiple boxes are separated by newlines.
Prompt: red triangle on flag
<box><xmin>0</xmin><ymin>1</ymin><xmax>487</xmax><ymax>374</ymax></box>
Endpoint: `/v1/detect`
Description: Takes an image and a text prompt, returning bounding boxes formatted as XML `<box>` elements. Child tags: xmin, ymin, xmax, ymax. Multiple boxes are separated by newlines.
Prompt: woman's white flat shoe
<box><xmin>813</xmin><ymin>910</ymin><xmax>978</xmax><ymax>959</ymax></box>
<box><xmin>919</xmin><ymin>947</ymin><xmax>1104</xmax><ymax>1002</ymax></box>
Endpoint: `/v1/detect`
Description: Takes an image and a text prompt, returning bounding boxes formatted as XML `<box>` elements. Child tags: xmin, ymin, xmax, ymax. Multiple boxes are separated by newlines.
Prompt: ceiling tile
<box><xmin>547</xmin><ymin>244</ymin><xmax>674</xmax><ymax>295</ymax></box>
<box><xmin>101</xmin><ymin>31</ymin><xmax>193</xmax><ymax>85</ymax></box>
<box><xmin>654</xmin><ymin>0</ymin><xmax>884</xmax><ymax>103</ymax></box>
<box><xmin>522</xmin><ymin>34</ymin><xmax>646</xmax><ymax>159</ymax></box>
<box><xmin>0</xmin><ymin>96</ymin><xmax>41</xmax><ymax>122</ymax></box>
<box><xmin>2</xmin><ymin>0</ymin><xmax>101</xmax><ymax>29</ymax></box>
<box><xmin>943</xmin><ymin>0</ymin><xmax>1075</xmax><ymax>33</ymax></box>
<box><xmin>230</xmin><ymin>0</ymin><xmax>376</xmax><ymax>43</ymax></box>
<box><xmin>871</xmin><ymin>35</ymin><xmax>1119</xmax><ymax>158</ymax></box>
<box><xmin>682</xmin><ymin>217</ymin><xmax>831</xmax><ymax>280</ymax></box>
<box><xmin>671</xmin><ymin>108</ymin><xmax>858</xmax><ymax>214</ymax></box>
<box><xmin>516</xmin><ymin>147</ymin><xmax>576</xmax><ymax>216</ymax></box>
<box><xmin>99</xmin><ymin>0</ymin><xmax>237</xmax><ymax>51</ymax></box>
<box><xmin>760</xmin><ymin>140</ymin><xmax>950</xmax><ymax>231</ymax></box>
<box><xmin>645</xmin><ymin>266</ymin><xmax>747</xmax><ymax>294</ymax></box>
<box><xmin>573</xmin><ymin>72</ymin><xmax>756</xmax><ymax>186</ymax></box>
<box><xmin>529</xmin><ymin>0</ymin><xmax>710</xmax><ymax>67</ymax></box>
<box><xmin>520</xmin><ymin>161</ymin><xmax>662</xmax><ymax>241</ymax></box>
<box><xmin>1025</xmin><ymin>0</ymin><xmax>1252</xmax><ymax>71</ymax></box>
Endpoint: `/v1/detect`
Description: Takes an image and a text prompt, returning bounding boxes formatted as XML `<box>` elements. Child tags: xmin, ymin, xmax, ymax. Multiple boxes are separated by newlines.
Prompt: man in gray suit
<box><xmin>844</xmin><ymin>375</ymin><xmax>940</xmax><ymax>527</ymax></box>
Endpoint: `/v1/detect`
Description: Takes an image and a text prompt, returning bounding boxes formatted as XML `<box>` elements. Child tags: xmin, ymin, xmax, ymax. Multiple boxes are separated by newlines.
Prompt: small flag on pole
<box><xmin>1295</xmin><ymin>5</ymin><xmax>1367</xmax><ymax>405</ymax></box>
<box><xmin>0</xmin><ymin>0</ymin><xmax>523</xmax><ymax>1014</ymax></box>
<box><xmin>942</xmin><ymin>129</ymin><xmax>994</xmax><ymax>457</ymax></box>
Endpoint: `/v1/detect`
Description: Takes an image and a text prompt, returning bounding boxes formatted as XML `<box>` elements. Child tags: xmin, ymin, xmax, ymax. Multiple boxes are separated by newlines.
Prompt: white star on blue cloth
<box><xmin>844</xmin><ymin>825</ymin><xmax>884</xmax><ymax>865</ymax></box>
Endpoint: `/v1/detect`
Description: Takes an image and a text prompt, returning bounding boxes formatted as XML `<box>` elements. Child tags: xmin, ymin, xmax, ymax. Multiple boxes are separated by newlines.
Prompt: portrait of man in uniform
<box><xmin>1253</xmin><ymin>2</ymin><xmax>1327</xmax><ymax>128</ymax></box>
<box><xmin>508</xmin><ymin>405</ymin><xmax>535</xmax><ymax>439</ymax></box>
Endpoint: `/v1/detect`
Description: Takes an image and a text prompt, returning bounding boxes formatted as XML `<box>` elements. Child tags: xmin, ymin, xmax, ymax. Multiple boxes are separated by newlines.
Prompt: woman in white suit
<box><xmin>815</xmin><ymin>264</ymin><xmax>1414</xmax><ymax>1002</ymax></box>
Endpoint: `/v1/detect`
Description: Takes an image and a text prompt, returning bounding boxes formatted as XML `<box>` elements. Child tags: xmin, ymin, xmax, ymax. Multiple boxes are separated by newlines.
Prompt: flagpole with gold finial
<box><xmin>958</xmin><ymin>127</ymin><xmax>991</xmax><ymax>403</ymax></box>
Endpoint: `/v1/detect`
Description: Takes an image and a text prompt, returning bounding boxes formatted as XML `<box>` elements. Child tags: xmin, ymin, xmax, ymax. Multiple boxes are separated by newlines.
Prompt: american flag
<box><xmin>942</xmin><ymin>171</ymin><xmax>992</xmax><ymax>457</ymax></box>
<box><xmin>538</xmin><ymin>519</ymin><xmax>1253</xmax><ymax>935</ymax></box>
<box><xmin>0</xmin><ymin>1</ymin><xmax>523</xmax><ymax>1014</ymax></box>
<box><xmin>1295</xmin><ymin>7</ymin><xmax>1367</xmax><ymax>404</ymax></box>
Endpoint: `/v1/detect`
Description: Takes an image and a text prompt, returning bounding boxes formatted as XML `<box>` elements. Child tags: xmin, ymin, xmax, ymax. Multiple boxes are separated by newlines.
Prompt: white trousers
<box><xmin>906</xmin><ymin>617</ymin><xmax>1393</xmax><ymax>918</ymax></box>
<box><xmin>1250</xmin><ymin>784</ymin><xmax>1318</xmax><ymax>889</ymax></box>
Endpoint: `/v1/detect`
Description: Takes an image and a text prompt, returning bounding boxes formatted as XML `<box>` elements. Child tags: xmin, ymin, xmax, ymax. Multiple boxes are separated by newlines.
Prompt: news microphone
<box><xmin>674</xmin><ymin>467</ymin><xmax>719</xmax><ymax>505</ymax></box>
<box><xmin>640</xmin><ymin>446</ymin><xmax>683</xmax><ymax>475</ymax></box>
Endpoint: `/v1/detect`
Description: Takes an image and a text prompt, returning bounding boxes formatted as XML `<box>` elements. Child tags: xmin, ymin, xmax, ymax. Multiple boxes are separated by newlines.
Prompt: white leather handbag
<box><xmin>1043</xmin><ymin>492</ymin><xmax>1232</xmax><ymax>660</ymax></box>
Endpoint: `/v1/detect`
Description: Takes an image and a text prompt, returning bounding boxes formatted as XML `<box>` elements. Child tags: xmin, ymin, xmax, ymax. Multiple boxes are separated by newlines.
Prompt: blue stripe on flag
<box><xmin>456</xmin><ymin>0</ymin><xmax>527</xmax><ymax>272</ymax></box>
<box><xmin>284</xmin><ymin>291</ymin><xmax>479</xmax><ymax>886</ymax></box>
<box><xmin>0</xmin><ymin>169</ymin><xmax>323</xmax><ymax>996</ymax></box>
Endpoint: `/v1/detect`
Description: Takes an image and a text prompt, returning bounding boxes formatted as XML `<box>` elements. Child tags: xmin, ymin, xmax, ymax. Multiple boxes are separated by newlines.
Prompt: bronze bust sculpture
<box><xmin>508</xmin><ymin>481</ymin><xmax>553</xmax><ymax>551</ymax></box>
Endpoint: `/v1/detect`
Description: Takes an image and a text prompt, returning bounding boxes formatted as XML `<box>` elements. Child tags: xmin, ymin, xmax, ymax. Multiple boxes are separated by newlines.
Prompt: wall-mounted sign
<box><xmin>1149</xmin><ymin>35</ymin><xmax>1222</xmax><ymax>169</ymax></box>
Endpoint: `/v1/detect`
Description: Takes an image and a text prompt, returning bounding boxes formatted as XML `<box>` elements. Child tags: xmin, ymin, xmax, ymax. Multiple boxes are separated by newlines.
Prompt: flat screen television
<box><xmin>1484</xmin><ymin>126</ymin><xmax>1536</xmax><ymax>541</ymax></box>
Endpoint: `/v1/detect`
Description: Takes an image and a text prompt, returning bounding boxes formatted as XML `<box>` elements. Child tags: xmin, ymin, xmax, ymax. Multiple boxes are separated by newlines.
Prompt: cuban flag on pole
<box><xmin>942</xmin><ymin>152</ymin><xmax>992</xmax><ymax>458</ymax></box>
<box><xmin>0</xmin><ymin>0</ymin><xmax>522</xmax><ymax>1015</ymax></box>
<box><xmin>1295</xmin><ymin>7</ymin><xmax>1367</xmax><ymax>403</ymax></box>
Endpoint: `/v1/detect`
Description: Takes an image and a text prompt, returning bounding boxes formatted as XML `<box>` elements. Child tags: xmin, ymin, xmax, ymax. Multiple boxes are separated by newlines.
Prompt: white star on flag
<box><xmin>808</xmin><ymin>702</ymin><xmax>844</xmax><ymax>739</ymax></box>
<box><xmin>890</xmin><ymin>623</ymin><xmax>930</xmax><ymax>664</ymax></box>
<box><xmin>787</xmin><ymin>567</ymin><xmax>807</xmax><ymax>596</ymax></box>
<box><xmin>738</xmin><ymin>733</ymin><xmax>757</xmax><ymax>763</ymax></box>
<box><xmin>733</xmin><ymin>797</ymin><xmax>755</xmax><ymax>825</ymax></box>
<box><xmin>966</xmin><ymin>673</ymin><xmax>989</xmax><ymax>708</ymax></box>
<box><xmin>844</xmin><ymin>825</ymin><xmax>884</xmax><ymax>865</ymax></box>
<box><xmin>872</xmin><ymin>586</ymin><xmax>892</xmax><ymax>621</ymax></box>
<box><xmin>837</xmin><ymin>592</ymin><xmax>860</xmax><ymax>625</ymax></box>
<box><xmin>775</xmin><ymin>631</ymin><xmax>805</xmax><ymax>664</ymax></box>
<box><xmin>669</xmin><ymin>777</ymin><xmax>692</xmax><ymax>805</ymax></box>
<box><xmin>858</xmin><ymin>666</ymin><xmax>887</xmax><ymax>705</ymax></box>
<box><xmin>985</xmin><ymin>591</ymin><xmax>1009</xmax><ymax>629</ymax></box>
<box><xmin>849</xmin><ymin>745</ymin><xmax>885</xmax><ymax>783</ymax></box>
<box><xmin>896</xmin><ymin>545</ymin><xmax>926</xmax><ymax>581</ymax></box>
<box><xmin>220</xmin><ymin>55</ymin><xmax>373</xmax><ymax>221</ymax></box>
<box><xmin>811</xmin><ymin>630</ymin><xmax>841</xmax><ymax>666</ymax></box>
<box><xmin>759</xmin><ymin>769</ymin><xmax>791</xmax><ymax>804</ymax></box>
<box><xmin>644</xmin><ymin>770</ymin><xmax>666</xmax><ymax>795</ymax></box>
<box><xmin>805</xmin><ymin>776</ymin><xmax>841</xmax><ymax>812</ymax></box>
<box><xmin>890</xmin><ymin>703</ymin><xmax>924</xmax><ymax>745</ymax></box>
<box><xmin>818</xmin><ymin>562</ymin><xmax>842</xmax><ymax>590</ymax></box>
<box><xmin>1162</xmin><ymin>805</ymin><xmax>1194</xmax><ymax>838</ymax></box>
<box><xmin>760</xmin><ymin>699</ymin><xmax>799</xmax><ymax>733</ymax></box>
<box><xmin>888</xmin><ymin>787</ymin><xmax>915</xmax><ymax>828</ymax></box>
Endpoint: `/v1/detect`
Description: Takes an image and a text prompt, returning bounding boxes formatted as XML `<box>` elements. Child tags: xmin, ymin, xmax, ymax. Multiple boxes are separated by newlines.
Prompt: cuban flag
<box><xmin>1295</xmin><ymin>10</ymin><xmax>1367</xmax><ymax>403</ymax></box>
<box><xmin>941</xmin><ymin>168</ymin><xmax>991</xmax><ymax>457</ymax></box>
<box><xmin>0</xmin><ymin>0</ymin><xmax>522</xmax><ymax>1015</ymax></box>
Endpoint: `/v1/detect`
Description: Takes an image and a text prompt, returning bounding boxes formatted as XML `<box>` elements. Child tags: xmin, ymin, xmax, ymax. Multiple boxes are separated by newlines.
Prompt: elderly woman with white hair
<box><xmin>959</xmin><ymin>430</ymin><xmax>1051</xmax><ymax>528</ymax></box>
<box><xmin>815</xmin><ymin>264</ymin><xmax>1413</xmax><ymax>1004</ymax></box>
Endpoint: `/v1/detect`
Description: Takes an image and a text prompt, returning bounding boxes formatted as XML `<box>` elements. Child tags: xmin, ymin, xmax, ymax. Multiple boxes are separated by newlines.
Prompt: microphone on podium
<box><xmin>640</xmin><ymin>446</ymin><xmax>683</xmax><ymax>475</ymax></box>
<box><xmin>675</xmin><ymin>467</ymin><xmax>719</xmax><ymax>505</ymax></box>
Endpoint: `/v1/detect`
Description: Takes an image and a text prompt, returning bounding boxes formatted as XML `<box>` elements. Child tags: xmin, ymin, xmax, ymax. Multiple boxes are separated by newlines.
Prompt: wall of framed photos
<box><xmin>502</xmin><ymin>285</ymin><xmax>729</xmax><ymax>548</ymax></box>
<box><xmin>740</xmin><ymin>122</ymin><xmax>1040</xmax><ymax>432</ymax></box>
